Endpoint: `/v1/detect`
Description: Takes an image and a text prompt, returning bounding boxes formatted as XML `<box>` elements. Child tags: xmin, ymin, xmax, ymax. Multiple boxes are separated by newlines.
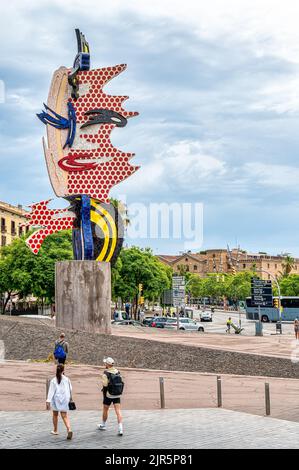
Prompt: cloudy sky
<box><xmin>1</xmin><ymin>0</ymin><xmax>299</xmax><ymax>255</ymax></box>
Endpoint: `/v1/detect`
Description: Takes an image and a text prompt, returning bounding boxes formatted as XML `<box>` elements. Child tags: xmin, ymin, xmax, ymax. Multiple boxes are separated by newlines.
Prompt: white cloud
<box><xmin>3</xmin><ymin>0</ymin><xmax>299</xmax><ymax>254</ymax></box>
<box><xmin>113</xmin><ymin>140</ymin><xmax>227</xmax><ymax>198</ymax></box>
<box><xmin>250</xmin><ymin>78</ymin><xmax>299</xmax><ymax>114</ymax></box>
<box><xmin>244</xmin><ymin>162</ymin><xmax>299</xmax><ymax>189</ymax></box>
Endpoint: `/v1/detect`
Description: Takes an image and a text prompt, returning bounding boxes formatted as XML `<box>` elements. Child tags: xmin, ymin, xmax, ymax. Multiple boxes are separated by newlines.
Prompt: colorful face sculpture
<box><xmin>26</xmin><ymin>30</ymin><xmax>139</xmax><ymax>264</ymax></box>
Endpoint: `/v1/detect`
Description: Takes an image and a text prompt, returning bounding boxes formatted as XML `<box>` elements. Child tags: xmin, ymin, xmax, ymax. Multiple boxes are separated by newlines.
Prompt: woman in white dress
<box><xmin>46</xmin><ymin>364</ymin><xmax>73</xmax><ymax>440</ymax></box>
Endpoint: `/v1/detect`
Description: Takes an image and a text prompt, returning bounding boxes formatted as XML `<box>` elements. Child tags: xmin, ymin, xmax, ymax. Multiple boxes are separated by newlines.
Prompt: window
<box><xmin>194</xmin><ymin>265</ymin><xmax>198</xmax><ymax>271</ymax></box>
<box><xmin>11</xmin><ymin>220</ymin><xmax>16</xmax><ymax>235</ymax></box>
<box><xmin>1</xmin><ymin>217</ymin><xmax>6</xmax><ymax>232</ymax></box>
<box><xmin>275</xmin><ymin>264</ymin><xmax>277</xmax><ymax>269</ymax></box>
<box><xmin>185</xmin><ymin>265</ymin><xmax>189</xmax><ymax>272</ymax></box>
<box><xmin>19</xmin><ymin>226</ymin><xmax>23</xmax><ymax>236</ymax></box>
<box><xmin>243</xmin><ymin>264</ymin><xmax>246</xmax><ymax>269</ymax></box>
<box><xmin>267</xmin><ymin>263</ymin><xmax>270</xmax><ymax>269</ymax></box>
<box><xmin>268</xmin><ymin>274</ymin><xmax>271</xmax><ymax>280</ymax></box>
<box><xmin>282</xmin><ymin>298</ymin><xmax>299</xmax><ymax>308</ymax></box>
<box><xmin>1</xmin><ymin>236</ymin><xmax>6</xmax><ymax>246</ymax></box>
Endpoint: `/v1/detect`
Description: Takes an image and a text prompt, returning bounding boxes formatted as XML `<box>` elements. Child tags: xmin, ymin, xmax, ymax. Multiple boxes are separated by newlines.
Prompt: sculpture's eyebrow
<box><xmin>81</xmin><ymin>109</ymin><xmax>128</xmax><ymax>129</ymax></box>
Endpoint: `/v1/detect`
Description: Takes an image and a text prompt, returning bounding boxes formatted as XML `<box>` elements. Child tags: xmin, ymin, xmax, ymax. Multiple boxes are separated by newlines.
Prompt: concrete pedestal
<box><xmin>55</xmin><ymin>261</ymin><xmax>111</xmax><ymax>334</ymax></box>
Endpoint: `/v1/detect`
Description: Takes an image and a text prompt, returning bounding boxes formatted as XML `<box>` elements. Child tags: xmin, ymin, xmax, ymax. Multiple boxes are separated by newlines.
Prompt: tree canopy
<box><xmin>112</xmin><ymin>246</ymin><xmax>172</xmax><ymax>305</ymax></box>
<box><xmin>0</xmin><ymin>231</ymin><xmax>73</xmax><ymax>312</ymax></box>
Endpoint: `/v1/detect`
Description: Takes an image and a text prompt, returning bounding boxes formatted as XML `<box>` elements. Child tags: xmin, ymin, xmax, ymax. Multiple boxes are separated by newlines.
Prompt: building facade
<box><xmin>0</xmin><ymin>201</ymin><xmax>29</xmax><ymax>247</ymax></box>
<box><xmin>157</xmin><ymin>249</ymin><xmax>299</xmax><ymax>280</ymax></box>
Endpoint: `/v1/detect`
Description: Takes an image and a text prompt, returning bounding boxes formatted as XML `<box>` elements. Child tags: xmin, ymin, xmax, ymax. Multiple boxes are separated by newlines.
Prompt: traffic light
<box><xmin>273</xmin><ymin>298</ymin><xmax>279</xmax><ymax>309</ymax></box>
<box><xmin>138</xmin><ymin>283</ymin><xmax>143</xmax><ymax>293</ymax></box>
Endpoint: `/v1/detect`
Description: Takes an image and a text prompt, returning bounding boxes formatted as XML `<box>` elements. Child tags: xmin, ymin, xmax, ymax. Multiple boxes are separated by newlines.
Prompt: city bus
<box><xmin>245</xmin><ymin>296</ymin><xmax>299</xmax><ymax>322</ymax></box>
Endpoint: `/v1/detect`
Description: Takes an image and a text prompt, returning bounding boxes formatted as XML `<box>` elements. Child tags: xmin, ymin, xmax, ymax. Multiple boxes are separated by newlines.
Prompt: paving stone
<box><xmin>1</xmin><ymin>409</ymin><xmax>299</xmax><ymax>449</ymax></box>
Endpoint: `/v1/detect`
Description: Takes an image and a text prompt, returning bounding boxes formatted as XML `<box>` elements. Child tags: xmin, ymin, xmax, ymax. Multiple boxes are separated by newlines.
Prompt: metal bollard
<box><xmin>217</xmin><ymin>376</ymin><xmax>222</xmax><ymax>408</ymax></box>
<box><xmin>46</xmin><ymin>378</ymin><xmax>51</xmax><ymax>399</ymax></box>
<box><xmin>159</xmin><ymin>377</ymin><xmax>165</xmax><ymax>409</ymax></box>
<box><xmin>265</xmin><ymin>382</ymin><xmax>271</xmax><ymax>416</ymax></box>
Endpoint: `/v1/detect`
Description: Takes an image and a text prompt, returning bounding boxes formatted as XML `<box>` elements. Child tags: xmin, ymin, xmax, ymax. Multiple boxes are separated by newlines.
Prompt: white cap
<box><xmin>103</xmin><ymin>357</ymin><xmax>115</xmax><ymax>365</ymax></box>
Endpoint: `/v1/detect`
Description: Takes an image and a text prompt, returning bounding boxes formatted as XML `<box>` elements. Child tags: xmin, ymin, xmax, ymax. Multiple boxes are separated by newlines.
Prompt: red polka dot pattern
<box><xmin>65</xmin><ymin>65</ymin><xmax>139</xmax><ymax>202</ymax></box>
<box><xmin>26</xmin><ymin>200</ymin><xmax>75</xmax><ymax>254</ymax></box>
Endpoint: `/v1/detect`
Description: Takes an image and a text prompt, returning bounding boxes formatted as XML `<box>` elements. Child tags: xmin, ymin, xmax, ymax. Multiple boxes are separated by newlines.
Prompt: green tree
<box><xmin>279</xmin><ymin>255</ymin><xmax>295</xmax><ymax>278</ymax></box>
<box><xmin>112</xmin><ymin>247</ymin><xmax>172</xmax><ymax>312</ymax></box>
<box><xmin>0</xmin><ymin>231</ymin><xmax>73</xmax><ymax>313</ymax></box>
<box><xmin>225</xmin><ymin>271</ymin><xmax>256</xmax><ymax>302</ymax></box>
<box><xmin>187</xmin><ymin>274</ymin><xmax>204</xmax><ymax>298</ymax></box>
<box><xmin>280</xmin><ymin>275</ymin><xmax>299</xmax><ymax>296</ymax></box>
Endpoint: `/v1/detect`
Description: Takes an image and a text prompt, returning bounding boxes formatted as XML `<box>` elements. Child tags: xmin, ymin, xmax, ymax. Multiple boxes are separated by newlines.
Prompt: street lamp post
<box><xmin>256</xmin><ymin>268</ymin><xmax>282</xmax><ymax>330</ymax></box>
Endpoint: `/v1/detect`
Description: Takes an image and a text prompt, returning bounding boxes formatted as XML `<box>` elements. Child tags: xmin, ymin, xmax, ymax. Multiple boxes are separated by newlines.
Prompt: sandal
<box><xmin>51</xmin><ymin>431</ymin><xmax>59</xmax><ymax>435</ymax></box>
<box><xmin>67</xmin><ymin>430</ymin><xmax>73</xmax><ymax>440</ymax></box>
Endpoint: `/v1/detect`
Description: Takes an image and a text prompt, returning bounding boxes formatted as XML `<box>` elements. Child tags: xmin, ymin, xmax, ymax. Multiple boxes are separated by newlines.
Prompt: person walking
<box><xmin>226</xmin><ymin>317</ymin><xmax>232</xmax><ymax>333</ymax></box>
<box><xmin>294</xmin><ymin>318</ymin><xmax>299</xmax><ymax>340</ymax></box>
<box><xmin>46</xmin><ymin>364</ymin><xmax>73</xmax><ymax>440</ymax></box>
<box><xmin>140</xmin><ymin>309</ymin><xmax>145</xmax><ymax>324</ymax></box>
<box><xmin>97</xmin><ymin>357</ymin><xmax>124</xmax><ymax>436</ymax></box>
<box><xmin>54</xmin><ymin>333</ymin><xmax>69</xmax><ymax>364</ymax></box>
<box><xmin>125</xmin><ymin>302</ymin><xmax>131</xmax><ymax>320</ymax></box>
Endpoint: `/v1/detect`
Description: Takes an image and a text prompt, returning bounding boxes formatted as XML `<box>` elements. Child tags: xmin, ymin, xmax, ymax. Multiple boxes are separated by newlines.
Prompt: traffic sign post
<box><xmin>251</xmin><ymin>278</ymin><xmax>273</xmax><ymax>337</ymax></box>
<box><xmin>172</xmin><ymin>276</ymin><xmax>185</xmax><ymax>331</ymax></box>
<box><xmin>251</xmin><ymin>278</ymin><xmax>273</xmax><ymax>307</ymax></box>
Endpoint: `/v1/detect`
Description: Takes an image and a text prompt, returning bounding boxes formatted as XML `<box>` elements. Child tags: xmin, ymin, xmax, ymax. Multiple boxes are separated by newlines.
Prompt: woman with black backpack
<box><xmin>97</xmin><ymin>357</ymin><xmax>124</xmax><ymax>436</ymax></box>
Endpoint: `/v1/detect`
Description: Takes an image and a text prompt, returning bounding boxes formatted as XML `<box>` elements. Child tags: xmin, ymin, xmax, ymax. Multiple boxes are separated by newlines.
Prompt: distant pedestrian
<box><xmin>294</xmin><ymin>319</ymin><xmax>299</xmax><ymax>340</ymax></box>
<box><xmin>226</xmin><ymin>317</ymin><xmax>232</xmax><ymax>334</ymax></box>
<box><xmin>98</xmin><ymin>357</ymin><xmax>124</xmax><ymax>436</ymax></box>
<box><xmin>113</xmin><ymin>310</ymin><xmax>118</xmax><ymax>321</ymax></box>
<box><xmin>125</xmin><ymin>302</ymin><xmax>131</xmax><ymax>320</ymax></box>
<box><xmin>46</xmin><ymin>364</ymin><xmax>73</xmax><ymax>440</ymax></box>
<box><xmin>140</xmin><ymin>310</ymin><xmax>145</xmax><ymax>323</ymax></box>
<box><xmin>54</xmin><ymin>333</ymin><xmax>69</xmax><ymax>364</ymax></box>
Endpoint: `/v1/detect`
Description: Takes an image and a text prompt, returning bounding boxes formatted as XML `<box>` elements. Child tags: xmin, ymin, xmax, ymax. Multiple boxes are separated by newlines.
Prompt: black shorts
<box><xmin>103</xmin><ymin>395</ymin><xmax>121</xmax><ymax>406</ymax></box>
<box><xmin>57</xmin><ymin>357</ymin><xmax>66</xmax><ymax>364</ymax></box>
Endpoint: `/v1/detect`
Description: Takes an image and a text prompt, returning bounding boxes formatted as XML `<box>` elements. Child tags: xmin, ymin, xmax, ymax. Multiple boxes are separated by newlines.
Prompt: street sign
<box><xmin>162</xmin><ymin>289</ymin><xmax>173</xmax><ymax>305</ymax></box>
<box><xmin>251</xmin><ymin>278</ymin><xmax>273</xmax><ymax>307</ymax></box>
<box><xmin>172</xmin><ymin>275</ymin><xmax>185</xmax><ymax>307</ymax></box>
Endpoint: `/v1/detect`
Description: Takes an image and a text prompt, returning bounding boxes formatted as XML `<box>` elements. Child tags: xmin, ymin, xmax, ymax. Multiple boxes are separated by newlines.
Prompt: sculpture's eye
<box><xmin>81</xmin><ymin>109</ymin><xmax>127</xmax><ymax>129</ymax></box>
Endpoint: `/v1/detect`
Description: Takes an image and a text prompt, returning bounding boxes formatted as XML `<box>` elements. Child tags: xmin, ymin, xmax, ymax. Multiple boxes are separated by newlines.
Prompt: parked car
<box><xmin>164</xmin><ymin>318</ymin><xmax>204</xmax><ymax>332</ymax></box>
<box><xmin>112</xmin><ymin>320</ymin><xmax>145</xmax><ymax>327</ymax></box>
<box><xmin>150</xmin><ymin>317</ymin><xmax>168</xmax><ymax>328</ymax></box>
<box><xmin>200</xmin><ymin>311</ymin><xmax>213</xmax><ymax>322</ymax></box>
<box><xmin>143</xmin><ymin>317</ymin><xmax>154</xmax><ymax>327</ymax></box>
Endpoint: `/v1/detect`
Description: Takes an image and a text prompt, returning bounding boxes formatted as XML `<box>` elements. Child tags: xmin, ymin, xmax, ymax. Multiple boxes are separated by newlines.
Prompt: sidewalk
<box><xmin>1</xmin><ymin>361</ymin><xmax>299</xmax><ymax>422</ymax></box>
<box><xmin>1</xmin><ymin>408</ymin><xmax>299</xmax><ymax>449</ymax></box>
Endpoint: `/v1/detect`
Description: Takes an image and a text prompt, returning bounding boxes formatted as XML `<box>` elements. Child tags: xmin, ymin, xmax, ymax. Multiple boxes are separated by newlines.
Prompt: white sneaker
<box><xmin>97</xmin><ymin>424</ymin><xmax>106</xmax><ymax>431</ymax></box>
<box><xmin>118</xmin><ymin>430</ymin><xmax>123</xmax><ymax>436</ymax></box>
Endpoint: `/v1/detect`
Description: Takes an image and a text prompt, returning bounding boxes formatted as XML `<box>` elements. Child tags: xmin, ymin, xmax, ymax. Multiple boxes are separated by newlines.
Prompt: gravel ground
<box><xmin>1</xmin><ymin>315</ymin><xmax>299</xmax><ymax>378</ymax></box>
